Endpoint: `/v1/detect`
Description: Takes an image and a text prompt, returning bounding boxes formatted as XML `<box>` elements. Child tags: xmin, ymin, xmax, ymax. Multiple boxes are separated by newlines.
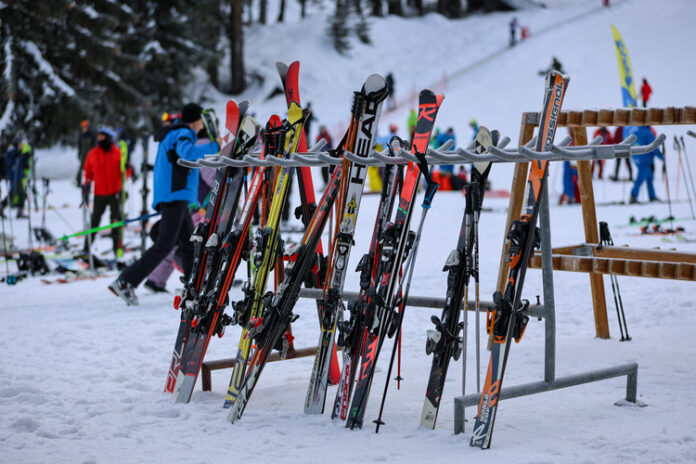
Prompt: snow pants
<box><xmin>631</xmin><ymin>164</ymin><xmax>656</xmax><ymax>200</ymax></box>
<box><xmin>120</xmin><ymin>200</ymin><xmax>193</xmax><ymax>288</ymax></box>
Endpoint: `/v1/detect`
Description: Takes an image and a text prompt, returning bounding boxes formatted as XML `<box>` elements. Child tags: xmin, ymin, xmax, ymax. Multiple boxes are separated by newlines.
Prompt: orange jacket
<box><xmin>83</xmin><ymin>143</ymin><xmax>122</xmax><ymax>196</ymax></box>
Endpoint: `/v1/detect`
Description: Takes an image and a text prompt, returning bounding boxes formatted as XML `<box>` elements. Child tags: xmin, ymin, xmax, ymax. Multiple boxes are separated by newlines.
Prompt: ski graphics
<box><xmin>227</xmin><ymin>159</ymin><xmax>344</xmax><ymax>424</ymax></box>
<box><xmin>223</xmin><ymin>110</ymin><xmax>303</xmax><ymax>408</ymax></box>
<box><xmin>174</xmin><ymin>114</ymin><xmax>259</xmax><ymax>403</ymax></box>
<box><xmin>276</xmin><ymin>60</ymin><xmax>341</xmax><ymax>384</ymax></box>
<box><xmin>164</xmin><ymin>99</ymin><xmax>248</xmax><ymax>393</ymax></box>
<box><xmin>304</xmin><ymin>74</ymin><xmax>388</xmax><ymax>414</ymax></box>
<box><xmin>420</xmin><ymin>127</ymin><xmax>494</xmax><ymax>429</ymax></box>
<box><xmin>470</xmin><ymin>71</ymin><xmax>569</xmax><ymax>449</ymax></box>
<box><xmin>346</xmin><ymin>89</ymin><xmax>444</xmax><ymax>429</ymax></box>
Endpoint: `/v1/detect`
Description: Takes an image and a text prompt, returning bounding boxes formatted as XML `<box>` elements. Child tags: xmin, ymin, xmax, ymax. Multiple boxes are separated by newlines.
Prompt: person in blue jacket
<box><xmin>627</xmin><ymin>125</ymin><xmax>663</xmax><ymax>204</ymax></box>
<box><xmin>434</xmin><ymin>127</ymin><xmax>456</xmax><ymax>176</ymax></box>
<box><xmin>109</xmin><ymin>103</ymin><xmax>221</xmax><ymax>305</ymax></box>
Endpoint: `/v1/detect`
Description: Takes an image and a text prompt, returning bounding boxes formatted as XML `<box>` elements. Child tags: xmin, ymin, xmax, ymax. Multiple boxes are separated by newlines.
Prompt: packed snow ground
<box><xmin>4</xmin><ymin>0</ymin><xmax>696</xmax><ymax>463</ymax></box>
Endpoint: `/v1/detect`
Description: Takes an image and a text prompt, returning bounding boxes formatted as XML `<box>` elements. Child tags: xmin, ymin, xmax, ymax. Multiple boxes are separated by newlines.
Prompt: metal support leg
<box><xmin>539</xmin><ymin>184</ymin><xmax>556</xmax><ymax>383</ymax></box>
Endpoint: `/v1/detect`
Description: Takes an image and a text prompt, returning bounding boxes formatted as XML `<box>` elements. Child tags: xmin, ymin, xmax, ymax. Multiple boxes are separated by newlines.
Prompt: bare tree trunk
<box><xmin>300</xmin><ymin>0</ymin><xmax>306</xmax><ymax>18</ymax></box>
<box><xmin>277</xmin><ymin>0</ymin><xmax>286</xmax><ymax>22</ymax></box>
<box><xmin>370</xmin><ymin>0</ymin><xmax>383</xmax><ymax>16</ymax></box>
<box><xmin>387</xmin><ymin>0</ymin><xmax>402</xmax><ymax>15</ymax></box>
<box><xmin>229</xmin><ymin>0</ymin><xmax>245</xmax><ymax>94</ymax></box>
<box><xmin>259</xmin><ymin>0</ymin><xmax>267</xmax><ymax>23</ymax></box>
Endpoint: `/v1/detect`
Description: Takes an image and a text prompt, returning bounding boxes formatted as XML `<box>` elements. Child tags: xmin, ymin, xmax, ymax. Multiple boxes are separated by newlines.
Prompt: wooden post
<box><xmin>571</xmin><ymin>127</ymin><xmax>610</xmax><ymax>339</ymax></box>
<box><xmin>496</xmin><ymin>113</ymin><xmax>535</xmax><ymax>293</ymax></box>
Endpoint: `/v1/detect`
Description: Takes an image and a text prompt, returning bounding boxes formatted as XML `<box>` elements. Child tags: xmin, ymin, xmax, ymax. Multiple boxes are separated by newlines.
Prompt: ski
<box><xmin>332</xmin><ymin>138</ymin><xmax>403</xmax><ymax>421</ymax></box>
<box><xmin>276</xmin><ymin>60</ymin><xmax>341</xmax><ymax>385</ymax></box>
<box><xmin>174</xmin><ymin>113</ymin><xmax>259</xmax><ymax>403</ymax></box>
<box><xmin>420</xmin><ymin>127</ymin><xmax>494</xmax><ymax>430</ymax></box>
<box><xmin>164</xmin><ymin>99</ymin><xmax>248</xmax><ymax>393</ymax></box>
<box><xmin>470</xmin><ymin>71</ymin><xmax>569</xmax><ymax>449</ymax></box>
<box><xmin>227</xmin><ymin>154</ymin><xmax>344</xmax><ymax>424</ymax></box>
<box><xmin>346</xmin><ymin>89</ymin><xmax>444</xmax><ymax>429</ymax></box>
<box><xmin>304</xmin><ymin>74</ymin><xmax>388</xmax><ymax>414</ymax></box>
<box><xmin>223</xmin><ymin>113</ymin><xmax>302</xmax><ymax>409</ymax></box>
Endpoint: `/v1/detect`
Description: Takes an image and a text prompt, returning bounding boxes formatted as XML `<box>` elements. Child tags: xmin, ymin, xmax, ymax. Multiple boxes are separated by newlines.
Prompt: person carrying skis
<box><xmin>109</xmin><ymin>103</ymin><xmax>221</xmax><ymax>305</ymax></box>
<box><xmin>591</xmin><ymin>126</ymin><xmax>614</xmax><ymax>179</ymax></box>
<box><xmin>82</xmin><ymin>126</ymin><xmax>123</xmax><ymax>256</ymax></box>
<box><xmin>5</xmin><ymin>131</ymin><xmax>33</xmax><ymax>219</ymax></box>
<box><xmin>640</xmin><ymin>78</ymin><xmax>652</xmax><ymax>108</ymax></box>
<box><xmin>628</xmin><ymin>125</ymin><xmax>663</xmax><ymax>203</ymax></box>
<box><xmin>76</xmin><ymin>120</ymin><xmax>96</xmax><ymax>186</ymax></box>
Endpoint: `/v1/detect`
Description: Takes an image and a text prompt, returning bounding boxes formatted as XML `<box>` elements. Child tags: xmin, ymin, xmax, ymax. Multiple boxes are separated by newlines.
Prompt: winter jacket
<box><xmin>592</xmin><ymin>128</ymin><xmax>614</xmax><ymax>145</ymax></box>
<box><xmin>152</xmin><ymin>123</ymin><xmax>219</xmax><ymax>209</ymax></box>
<box><xmin>83</xmin><ymin>143</ymin><xmax>122</xmax><ymax>196</ymax></box>
<box><xmin>6</xmin><ymin>142</ymin><xmax>32</xmax><ymax>185</ymax></box>
<box><xmin>641</xmin><ymin>81</ymin><xmax>652</xmax><ymax>104</ymax></box>
<box><xmin>627</xmin><ymin>126</ymin><xmax>663</xmax><ymax>167</ymax></box>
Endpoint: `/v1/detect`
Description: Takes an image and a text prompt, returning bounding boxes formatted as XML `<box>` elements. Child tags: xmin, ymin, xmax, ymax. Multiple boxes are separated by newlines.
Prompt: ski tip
<box><xmin>363</xmin><ymin>74</ymin><xmax>386</xmax><ymax>95</ymax></box>
<box><xmin>275</xmin><ymin>61</ymin><xmax>288</xmax><ymax>76</ymax></box>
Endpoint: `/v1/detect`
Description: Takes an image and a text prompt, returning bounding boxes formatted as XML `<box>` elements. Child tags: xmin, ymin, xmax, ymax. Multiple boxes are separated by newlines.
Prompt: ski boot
<box><xmin>108</xmin><ymin>278</ymin><xmax>138</xmax><ymax>306</ymax></box>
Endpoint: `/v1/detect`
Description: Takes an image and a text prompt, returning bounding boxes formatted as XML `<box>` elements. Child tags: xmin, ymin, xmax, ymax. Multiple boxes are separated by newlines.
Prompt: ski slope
<box><xmin>4</xmin><ymin>0</ymin><xmax>696</xmax><ymax>463</ymax></box>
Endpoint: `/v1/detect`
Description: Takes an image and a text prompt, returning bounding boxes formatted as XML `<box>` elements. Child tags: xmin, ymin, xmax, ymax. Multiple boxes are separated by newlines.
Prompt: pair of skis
<box><xmin>470</xmin><ymin>70</ymin><xmax>570</xmax><ymax>448</ymax></box>
<box><xmin>227</xmin><ymin>72</ymin><xmax>389</xmax><ymax>421</ymax></box>
<box><xmin>420</xmin><ymin>126</ymin><xmax>496</xmax><ymax>429</ymax></box>
<box><xmin>337</xmin><ymin>90</ymin><xmax>444</xmax><ymax>430</ymax></box>
<box><xmin>164</xmin><ymin>99</ymin><xmax>253</xmax><ymax>398</ymax></box>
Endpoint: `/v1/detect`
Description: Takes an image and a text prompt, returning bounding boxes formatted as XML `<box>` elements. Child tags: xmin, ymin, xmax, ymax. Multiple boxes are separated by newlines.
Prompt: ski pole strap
<box><xmin>414</xmin><ymin>151</ymin><xmax>439</xmax><ymax>209</ymax></box>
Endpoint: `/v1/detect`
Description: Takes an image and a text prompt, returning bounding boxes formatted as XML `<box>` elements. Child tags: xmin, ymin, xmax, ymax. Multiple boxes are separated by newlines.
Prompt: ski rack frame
<box><xmin>188</xmin><ymin>130</ymin><xmax>661</xmax><ymax>398</ymax></box>
<box><xmin>180</xmin><ymin>132</ymin><xmax>665</xmax><ymax>170</ymax></box>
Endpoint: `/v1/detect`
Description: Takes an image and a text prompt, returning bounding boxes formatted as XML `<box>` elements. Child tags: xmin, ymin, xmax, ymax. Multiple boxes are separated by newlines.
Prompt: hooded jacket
<box><xmin>152</xmin><ymin>123</ymin><xmax>219</xmax><ymax>209</ymax></box>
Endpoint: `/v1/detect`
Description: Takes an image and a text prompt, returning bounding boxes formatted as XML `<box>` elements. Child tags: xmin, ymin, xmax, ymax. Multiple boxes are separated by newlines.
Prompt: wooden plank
<box><xmin>573</xmin><ymin>126</ymin><xmax>609</xmax><ymax>339</ymax></box>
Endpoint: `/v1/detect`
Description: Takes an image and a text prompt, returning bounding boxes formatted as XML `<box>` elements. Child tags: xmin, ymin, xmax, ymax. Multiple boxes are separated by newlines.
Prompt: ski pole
<box><xmin>662</xmin><ymin>144</ymin><xmax>674</xmax><ymax>230</ymax></box>
<box><xmin>680</xmin><ymin>135</ymin><xmax>696</xmax><ymax>216</ymax></box>
<box><xmin>599</xmin><ymin>222</ymin><xmax>630</xmax><ymax>341</ymax></box>
<box><xmin>675</xmin><ymin>136</ymin><xmax>696</xmax><ymax>219</ymax></box>
<box><xmin>59</xmin><ymin>211</ymin><xmax>160</xmax><ymax>241</ymax></box>
<box><xmin>374</xmin><ymin>157</ymin><xmax>439</xmax><ymax>433</ymax></box>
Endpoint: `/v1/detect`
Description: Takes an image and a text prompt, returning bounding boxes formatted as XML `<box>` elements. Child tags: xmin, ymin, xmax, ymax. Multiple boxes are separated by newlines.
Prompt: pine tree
<box><xmin>329</xmin><ymin>0</ymin><xmax>351</xmax><ymax>54</ymax></box>
<box><xmin>0</xmin><ymin>1</ymin><xmax>222</xmax><ymax>146</ymax></box>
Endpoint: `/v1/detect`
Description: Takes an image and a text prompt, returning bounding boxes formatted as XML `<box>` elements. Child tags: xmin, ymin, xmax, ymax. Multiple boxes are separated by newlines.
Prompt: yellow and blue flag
<box><xmin>611</xmin><ymin>25</ymin><xmax>638</xmax><ymax>108</ymax></box>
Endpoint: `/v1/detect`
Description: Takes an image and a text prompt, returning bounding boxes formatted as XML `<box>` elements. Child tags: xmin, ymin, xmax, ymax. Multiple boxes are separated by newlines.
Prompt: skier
<box><xmin>316</xmin><ymin>126</ymin><xmax>334</xmax><ymax>185</ymax></box>
<box><xmin>469</xmin><ymin>117</ymin><xmax>479</xmax><ymax>139</ymax></box>
<box><xmin>407</xmin><ymin>108</ymin><xmax>417</xmax><ymax>142</ymax></box>
<box><xmin>591</xmin><ymin>126</ymin><xmax>614</xmax><ymax>179</ymax></box>
<box><xmin>385</xmin><ymin>72</ymin><xmax>396</xmax><ymax>111</ymax></box>
<box><xmin>81</xmin><ymin>127</ymin><xmax>123</xmax><ymax>256</ymax></box>
<box><xmin>609</xmin><ymin>126</ymin><xmax>633</xmax><ymax>181</ymax></box>
<box><xmin>5</xmin><ymin>131</ymin><xmax>33</xmax><ymax>218</ymax></box>
<box><xmin>628</xmin><ymin>125</ymin><xmax>663</xmax><ymax>204</ymax></box>
<box><xmin>143</xmin><ymin>129</ymin><xmax>216</xmax><ymax>293</ymax></box>
<box><xmin>640</xmin><ymin>78</ymin><xmax>652</xmax><ymax>108</ymax></box>
<box><xmin>109</xmin><ymin>103</ymin><xmax>221</xmax><ymax>305</ymax></box>
<box><xmin>509</xmin><ymin>17</ymin><xmax>519</xmax><ymax>47</ymax></box>
<box><xmin>539</xmin><ymin>56</ymin><xmax>564</xmax><ymax>75</ymax></box>
<box><xmin>76</xmin><ymin>120</ymin><xmax>96</xmax><ymax>186</ymax></box>
<box><xmin>434</xmin><ymin>127</ymin><xmax>456</xmax><ymax>190</ymax></box>
<box><xmin>559</xmin><ymin>161</ymin><xmax>579</xmax><ymax>205</ymax></box>
<box><xmin>303</xmin><ymin>102</ymin><xmax>315</xmax><ymax>140</ymax></box>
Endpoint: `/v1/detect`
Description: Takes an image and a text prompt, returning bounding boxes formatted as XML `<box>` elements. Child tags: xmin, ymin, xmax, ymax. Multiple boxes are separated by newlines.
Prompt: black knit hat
<box><xmin>181</xmin><ymin>103</ymin><xmax>203</xmax><ymax>123</ymax></box>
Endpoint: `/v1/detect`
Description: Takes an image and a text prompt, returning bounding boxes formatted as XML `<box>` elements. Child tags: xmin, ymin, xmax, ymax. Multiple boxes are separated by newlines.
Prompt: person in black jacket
<box><xmin>76</xmin><ymin>120</ymin><xmax>96</xmax><ymax>186</ymax></box>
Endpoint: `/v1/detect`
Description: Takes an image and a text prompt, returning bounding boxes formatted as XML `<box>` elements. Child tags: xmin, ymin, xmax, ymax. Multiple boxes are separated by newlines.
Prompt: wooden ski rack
<box><xmin>529</xmin><ymin>244</ymin><xmax>696</xmax><ymax>281</ymax></box>
<box><xmin>499</xmin><ymin>106</ymin><xmax>696</xmax><ymax>339</ymax></box>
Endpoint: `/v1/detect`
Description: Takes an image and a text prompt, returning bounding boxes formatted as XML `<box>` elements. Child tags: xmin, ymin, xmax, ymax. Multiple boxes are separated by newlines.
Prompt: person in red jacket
<box><xmin>640</xmin><ymin>78</ymin><xmax>652</xmax><ymax>108</ymax></box>
<box><xmin>82</xmin><ymin>126</ymin><xmax>122</xmax><ymax>256</ymax></box>
<box><xmin>591</xmin><ymin>126</ymin><xmax>613</xmax><ymax>179</ymax></box>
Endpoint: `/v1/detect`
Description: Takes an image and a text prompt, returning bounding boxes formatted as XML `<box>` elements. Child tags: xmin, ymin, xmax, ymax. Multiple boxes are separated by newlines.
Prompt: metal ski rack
<box><xmin>179</xmin><ymin>133</ymin><xmax>665</xmax><ymax>169</ymax></box>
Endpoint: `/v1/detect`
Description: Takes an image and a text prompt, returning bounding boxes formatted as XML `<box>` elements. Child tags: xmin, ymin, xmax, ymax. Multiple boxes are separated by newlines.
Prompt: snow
<box><xmin>3</xmin><ymin>0</ymin><xmax>696</xmax><ymax>463</ymax></box>
<box><xmin>20</xmin><ymin>41</ymin><xmax>76</xmax><ymax>97</ymax></box>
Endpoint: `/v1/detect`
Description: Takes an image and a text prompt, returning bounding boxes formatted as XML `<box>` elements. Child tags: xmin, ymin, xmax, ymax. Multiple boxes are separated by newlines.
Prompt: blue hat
<box><xmin>98</xmin><ymin>126</ymin><xmax>117</xmax><ymax>139</ymax></box>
